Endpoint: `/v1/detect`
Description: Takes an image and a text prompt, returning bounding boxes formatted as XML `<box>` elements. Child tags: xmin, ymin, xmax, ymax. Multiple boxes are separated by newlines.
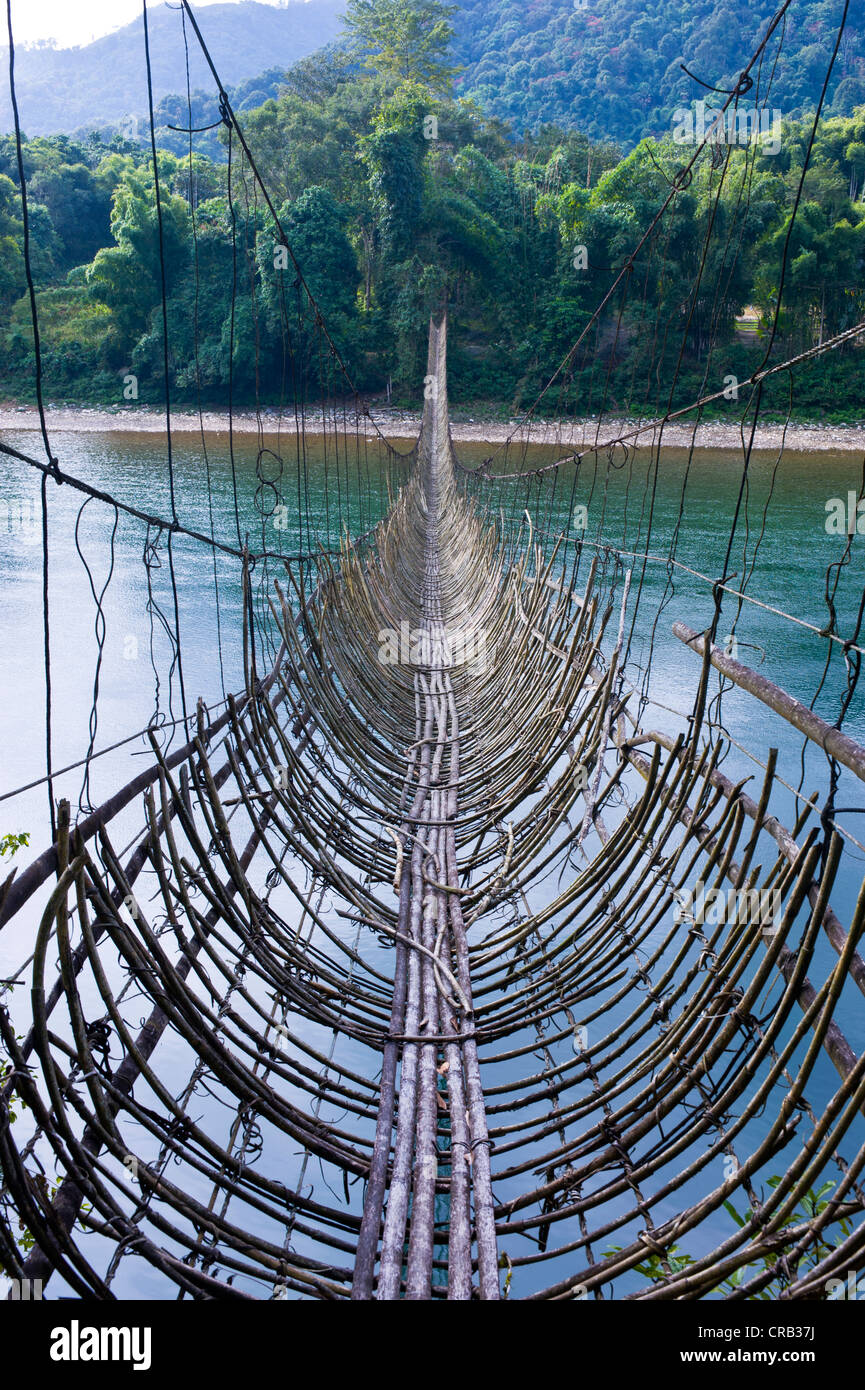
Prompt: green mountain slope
<box><xmin>0</xmin><ymin>0</ymin><xmax>345</xmax><ymax>137</ymax></box>
<box><xmin>2</xmin><ymin>0</ymin><xmax>863</xmax><ymax>150</ymax></box>
<box><xmin>452</xmin><ymin>0</ymin><xmax>865</xmax><ymax>145</ymax></box>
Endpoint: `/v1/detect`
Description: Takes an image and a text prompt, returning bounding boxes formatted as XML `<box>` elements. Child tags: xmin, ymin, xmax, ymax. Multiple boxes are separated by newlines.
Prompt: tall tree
<box><xmin>0</xmin><ymin>174</ymin><xmax>25</xmax><ymax>305</ymax></box>
<box><xmin>342</xmin><ymin>0</ymin><xmax>459</xmax><ymax>92</ymax></box>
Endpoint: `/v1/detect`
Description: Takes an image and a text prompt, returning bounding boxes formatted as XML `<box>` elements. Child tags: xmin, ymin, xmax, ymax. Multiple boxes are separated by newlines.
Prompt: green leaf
<box><xmin>723</xmin><ymin>1198</ymin><xmax>747</xmax><ymax>1228</ymax></box>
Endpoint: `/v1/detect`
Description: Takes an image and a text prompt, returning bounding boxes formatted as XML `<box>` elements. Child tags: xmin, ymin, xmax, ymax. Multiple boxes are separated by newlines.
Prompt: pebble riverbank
<box><xmin>2</xmin><ymin>402</ymin><xmax>865</xmax><ymax>452</ymax></box>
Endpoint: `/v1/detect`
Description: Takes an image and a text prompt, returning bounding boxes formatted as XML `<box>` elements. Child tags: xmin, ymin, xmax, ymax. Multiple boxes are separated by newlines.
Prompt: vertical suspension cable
<box><xmin>142</xmin><ymin>0</ymin><xmax>188</xmax><ymax>726</ymax></box>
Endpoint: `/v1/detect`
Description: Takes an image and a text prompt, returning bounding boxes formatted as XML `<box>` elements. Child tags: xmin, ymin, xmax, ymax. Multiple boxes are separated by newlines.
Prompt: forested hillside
<box><xmin>0</xmin><ymin>0</ymin><xmax>344</xmax><ymax>138</ymax></box>
<box><xmin>453</xmin><ymin>0</ymin><xmax>865</xmax><ymax>146</ymax></box>
<box><xmin>3</xmin><ymin>0</ymin><xmax>864</xmax><ymax>150</ymax></box>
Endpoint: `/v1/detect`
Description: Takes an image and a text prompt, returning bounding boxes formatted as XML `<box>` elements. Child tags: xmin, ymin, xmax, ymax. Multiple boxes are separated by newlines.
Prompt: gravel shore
<box><xmin>2</xmin><ymin>402</ymin><xmax>865</xmax><ymax>452</ymax></box>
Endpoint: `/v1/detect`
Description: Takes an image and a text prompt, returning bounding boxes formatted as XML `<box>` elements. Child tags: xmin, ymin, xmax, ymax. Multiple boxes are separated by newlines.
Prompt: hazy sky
<box><xmin>9</xmin><ymin>1</ymin><xmax>293</xmax><ymax>49</ymax></box>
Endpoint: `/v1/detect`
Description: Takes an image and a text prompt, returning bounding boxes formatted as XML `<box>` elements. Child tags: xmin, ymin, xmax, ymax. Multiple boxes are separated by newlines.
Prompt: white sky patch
<box><xmin>8</xmin><ymin>0</ymin><xmax>295</xmax><ymax>50</ymax></box>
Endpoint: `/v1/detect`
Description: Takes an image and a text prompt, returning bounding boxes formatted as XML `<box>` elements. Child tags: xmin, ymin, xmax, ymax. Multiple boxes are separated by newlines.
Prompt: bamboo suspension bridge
<box><xmin>2</xmin><ymin>0</ymin><xmax>865</xmax><ymax>1302</ymax></box>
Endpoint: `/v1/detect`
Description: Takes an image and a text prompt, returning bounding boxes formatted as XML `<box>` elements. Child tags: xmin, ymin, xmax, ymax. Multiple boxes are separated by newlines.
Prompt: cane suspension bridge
<box><xmin>1</xmin><ymin>0</ymin><xmax>865</xmax><ymax>1300</ymax></box>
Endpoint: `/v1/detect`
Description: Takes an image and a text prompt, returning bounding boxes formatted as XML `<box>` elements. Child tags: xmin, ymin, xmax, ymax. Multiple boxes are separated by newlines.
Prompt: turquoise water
<box><xmin>0</xmin><ymin>428</ymin><xmax>407</xmax><ymax>825</ymax></box>
<box><xmin>2</xmin><ymin>428</ymin><xmax>865</xmax><ymax>1297</ymax></box>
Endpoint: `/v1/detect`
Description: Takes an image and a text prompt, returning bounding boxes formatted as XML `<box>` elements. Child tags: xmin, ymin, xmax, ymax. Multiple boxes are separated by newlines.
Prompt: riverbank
<box><xmin>3</xmin><ymin>402</ymin><xmax>865</xmax><ymax>452</ymax></box>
